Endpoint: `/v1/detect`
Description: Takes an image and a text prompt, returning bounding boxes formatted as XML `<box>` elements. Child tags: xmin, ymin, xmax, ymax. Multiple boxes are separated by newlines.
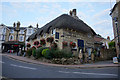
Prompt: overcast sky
<box><xmin>1</xmin><ymin>0</ymin><xmax>116</xmax><ymax>40</ymax></box>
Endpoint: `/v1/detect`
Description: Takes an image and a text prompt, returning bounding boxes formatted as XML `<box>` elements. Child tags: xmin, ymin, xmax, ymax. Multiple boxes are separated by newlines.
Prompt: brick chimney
<box><xmin>72</xmin><ymin>9</ymin><xmax>76</xmax><ymax>16</ymax></box>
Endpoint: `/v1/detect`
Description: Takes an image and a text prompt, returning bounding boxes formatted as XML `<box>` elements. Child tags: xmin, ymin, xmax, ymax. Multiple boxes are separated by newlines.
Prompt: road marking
<box><xmin>0</xmin><ymin>61</ymin><xmax>4</xmax><ymax>63</ymax></box>
<box><xmin>58</xmin><ymin>71</ymin><xmax>71</xmax><ymax>73</ymax></box>
<box><xmin>10</xmin><ymin>64</ymin><xmax>37</xmax><ymax>70</ymax></box>
<box><xmin>73</xmin><ymin>72</ymin><xmax>118</xmax><ymax>76</ymax></box>
<box><xmin>59</xmin><ymin>71</ymin><xmax>118</xmax><ymax>76</ymax></box>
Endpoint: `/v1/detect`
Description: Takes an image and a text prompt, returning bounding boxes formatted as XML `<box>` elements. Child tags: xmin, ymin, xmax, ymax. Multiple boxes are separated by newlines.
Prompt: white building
<box><xmin>0</xmin><ymin>24</ymin><xmax>7</xmax><ymax>50</ymax></box>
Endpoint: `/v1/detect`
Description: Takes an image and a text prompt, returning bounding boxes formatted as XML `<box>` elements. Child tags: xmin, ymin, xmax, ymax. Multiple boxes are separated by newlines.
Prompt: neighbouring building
<box><xmin>1</xmin><ymin>22</ymin><xmax>38</xmax><ymax>53</ymax></box>
<box><xmin>110</xmin><ymin>0</ymin><xmax>120</xmax><ymax>57</ymax></box>
<box><xmin>26</xmin><ymin>25</ymin><xmax>38</xmax><ymax>44</ymax></box>
<box><xmin>27</xmin><ymin>9</ymin><xmax>96</xmax><ymax>56</ymax></box>
<box><xmin>0</xmin><ymin>24</ymin><xmax>7</xmax><ymax>51</ymax></box>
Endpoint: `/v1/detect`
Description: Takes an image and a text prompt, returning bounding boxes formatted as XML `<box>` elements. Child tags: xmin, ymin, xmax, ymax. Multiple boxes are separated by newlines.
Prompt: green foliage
<box><xmin>48</xmin><ymin>48</ymin><xmax>72</xmax><ymax>59</ymax></box>
<box><xmin>36</xmin><ymin>47</ymin><xmax>44</xmax><ymax>59</ymax></box>
<box><xmin>26</xmin><ymin>48</ymin><xmax>33</xmax><ymax>57</ymax></box>
<box><xmin>109</xmin><ymin>41</ymin><xmax>115</xmax><ymax>49</ymax></box>
<box><xmin>32</xmin><ymin>48</ymin><xmax>36</xmax><ymax>58</ymax></box>
<box><xmin>42</xmin><ymin>49</ymin><xmax>52</xmax><ymax>59</ymax></box>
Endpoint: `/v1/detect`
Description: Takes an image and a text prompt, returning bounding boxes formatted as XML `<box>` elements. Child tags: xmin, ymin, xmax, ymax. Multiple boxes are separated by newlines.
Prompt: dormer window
<box><xmin>10</xmin><ymin>29</ymin><xmax>14</xmax><ymax>33</ymax></box>
<box><xmin>51</xmin><ymin>29</ymin><xmax>56</xmax><ymax>35</ymax></box>
<box><xmin>44</xmin><ymin>33</ymin><xmax>46</xmax><ymax>38</ymax></box>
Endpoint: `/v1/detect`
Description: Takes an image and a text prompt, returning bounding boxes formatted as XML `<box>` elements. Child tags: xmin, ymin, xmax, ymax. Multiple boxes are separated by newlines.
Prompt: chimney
<box><xmin>69</xmin><ymin>10</ymin><xmax>72</xmax><ymax>16</ymax></box>
<box><xmin>72</xmin><ymin>9</ymin><xmax>76</xmax><ymax>16</ymax></box>
<box><xmin>13</xmin><ymin>22</ymin><xmax>16</xmax><ymax>27</ymax></box>
<box><xmin>36</xmin><ymin>23</ymin><xmax>39</xmax><ymax>28</ymax></box>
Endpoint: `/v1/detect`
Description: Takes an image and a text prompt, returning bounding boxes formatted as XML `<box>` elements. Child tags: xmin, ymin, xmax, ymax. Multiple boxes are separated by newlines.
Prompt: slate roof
<box><xmin>27</xmin><ymin>14</ymin><xmax>96</xmax><ymax>41</ymax></box>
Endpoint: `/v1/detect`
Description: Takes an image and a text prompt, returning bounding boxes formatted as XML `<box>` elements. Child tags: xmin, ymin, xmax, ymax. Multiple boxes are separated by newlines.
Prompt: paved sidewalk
<box><xmin>2</xmin><ymin>53</ymin><xmax>120</xmax><ymax>68</ymax></box>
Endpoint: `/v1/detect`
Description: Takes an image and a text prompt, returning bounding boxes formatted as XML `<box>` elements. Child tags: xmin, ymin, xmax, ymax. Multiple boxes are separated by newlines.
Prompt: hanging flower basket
<box><xmin>69</xmin><ymin>41</ymin><xmax>76</xmax><ymax>48</ymax></box>
<box><xmin>27</xmin><ymin>43</ymin><xmax>31</xmax><ymax>47</ymax></box>
<box><xmin>62</xmin><ymin>41</ymin><xmax>68</xmax><ymax>47</ymax></box>
<box><xmin>40</xmin><ymin>39</ymin><xmax>46</xmax><ymax>45</ymax></box>
<box><xmin>33</xmin><ymin>41</ymin><xmax>39</xmax><ymax>45</ymax></box>
<box><xmin>32</xmin><ymin>46</ymin><xmax>36</xmax><ymax>49</ymax></box>
<box><xmin>46</xmin><ymin>37</ymin><xmax>54</xmax><ymax>43</ymax></box>
<box><xmin>14</xmin><ymin>45</ymin><xmax>19</xmax><ymax>47</ymax></box>
<box><xmin>51</xmin><ymin>42</ymin><xmax>57</xmax><ymax>49</ymax></box>
<box><xmin>37</xmin><ymin>44</ymin><xmax>42</xmax><ymax>48</ymax></box>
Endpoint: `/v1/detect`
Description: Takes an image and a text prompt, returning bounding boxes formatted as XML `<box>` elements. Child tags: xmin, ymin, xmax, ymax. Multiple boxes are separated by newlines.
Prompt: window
<box><xmin>28</xmin><ymin>29</ymin><xmax>32</xmax><ymax>34</ymax></box>
<box><xmin>3</xmin><ymin>28</ymin><xmax>6</xmax><ymax>34</ymax></box>
<box><xmin>10</xmin><ymin>29</ymin><xmax>14</xmax><ymax>33</ymax></box>
<box><xmin>44</xmin><ymin>33</ymin><xmax>46</xmax><ymax>38</ymax></box>
<box><xmin>19</xmin><ymin>36</ymin><xmax>24</xmax><ymax>42</ymax></box>
<box><xmin>2</xmin><ymin>35</ymin><xmax>5</xmax><ymax>41</ymax></box>
<box><xmin>88</xmin><ymin>33</ymin><xmax>91</xmax><ymax>38</ymax></box>
<box><xmin>55</xmin><ymin>32</ymin><xmax>59</xmax><ymax>39</ymax></box>
<box><xmin>9</xmin><ymin>35</ymin><xmax>14</xmax><ymax>41</ymax></box>
<box><xmin>51</xmin><ymin>29</ymin><xmax>56</xmax><ymax>35</ymax></box>
<box><xmin>20</xmin><ymin>30</ymin><xmax>24</xmax><ymax>34</ymax></box>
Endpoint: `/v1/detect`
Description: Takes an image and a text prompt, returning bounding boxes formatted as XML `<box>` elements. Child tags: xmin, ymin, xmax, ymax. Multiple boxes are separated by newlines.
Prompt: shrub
<box><xmin>60</xmin><ymin>49</ymin><xmax>72</xmax><ymax>58</ymax></box>
<box><xmin>42</xmin><ymin>49</ymin><xmax>52</xmax><ymax>59</ymax></box>
<box><xmin>108</xmin><ymin>41</ymin><xmax>115</xmax><ymax>49</ymax></box>
<box><xmin>50</xmin><ymin>48</ymin><xmax>72</xmax><ymax>59</ymax></box>
<box><xmin>26</xmin><ymin>48</ymin><xmax>33</xmax><ymax>57</ymax></box>
<box><xmin>36</xmin><ymin>47</ymin><xmax>44</xmax><ymax>59</ymax></box>
<box><xmin>32</xmin><ymin>48</ymin><xmax>36</xmax><ymax>58</ymax></box>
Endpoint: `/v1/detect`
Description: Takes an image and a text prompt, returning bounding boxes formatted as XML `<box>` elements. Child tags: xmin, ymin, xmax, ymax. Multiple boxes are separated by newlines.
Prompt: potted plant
<box><xmin>62</xmin><ymin>41</ymin><xmax>68</xmax><ymax>48</ymax></box>
<box><xmin>40</xmin><ymin>39</ymin><xmax>46</xmax><ymax>45</ymax></box>
<box><xmin>33</xmin><ymin>41</ymin><xmax>39</xmax><ymax>45</ymax></box>
<box><xmin>46</xmin><ymin>37</ymin><xmax>54</xmax><ymax>43</ymax></box>
<box><xmin>27</xmin><ymin>43</ymin><xmax>31</xmax><ymax>47</ymax></box>
<box><xmin>69</xmin><ymin>41</ymin><xmax>76</xmax><ymax>48</ymax></box>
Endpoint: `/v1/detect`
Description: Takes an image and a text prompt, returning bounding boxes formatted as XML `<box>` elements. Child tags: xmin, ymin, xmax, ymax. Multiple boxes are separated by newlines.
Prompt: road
<box><xmin>0</xmin><ymin>54</ymin><xmax>119</xmax><ymax>79</ymax></box>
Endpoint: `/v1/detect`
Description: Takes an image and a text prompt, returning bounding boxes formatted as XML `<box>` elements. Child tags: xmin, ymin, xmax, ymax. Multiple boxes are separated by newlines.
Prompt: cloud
<box><xmin>92</xmin><ymin>19</ymin><xmax>114</xmax><ymax>39</ymax></box>
<box><xmin>1</xmin><ymin>0</ymin><xmax>116</xmax><ymax>2</ymax></box>
<box><xmin>93</xmin><ymin>8</ymin><xmax>111</xmax><ymax>20</ymax></box>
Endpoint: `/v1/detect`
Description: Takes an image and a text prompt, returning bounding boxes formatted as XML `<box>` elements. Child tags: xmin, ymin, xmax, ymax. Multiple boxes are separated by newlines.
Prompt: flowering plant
<box><xmin>37</xmin><ymin>44</ymin><xmax>42</xmax><ymax>48</ymax></box>
<box><xmin>69</xmin><ymin>41</ymin><xmax>76</xmax><ymax>48</ymax></box>
<box><xmin>40</xmin><ymin>39</ymin><xmax>46</xmax><ymax>45</ymax></box>
<box><xmin>51</xmin><ymin>42</ymin><xmax>57</xmax><ymax>49</ymax></box>
<box><xmin>32</xmin><ymin>46</ymin><xmax>36</xmax><ymax>49</ymax></box>
<box><xmin>62</xmin><ymin>41</ymin><xmax>68</xmax><ymax>47</ymax></box>
<box><xmin>46</xmin><ymin>37</ymin><xmax>54</xmax><ymax>43</ymax></box>
<box><xmin>14</xmin><ymin>45</ymin><xmax>19</xmax><ymax>47</ymax></box>
<box><xmin>33</xmin><ymin>41</ymin><xmax>39</xmax><ymax>45</ymax></box>
<box><xmin>27</xmin><ymin>43</ymin><xmax>31</xmax><ymax>47</ymax></box>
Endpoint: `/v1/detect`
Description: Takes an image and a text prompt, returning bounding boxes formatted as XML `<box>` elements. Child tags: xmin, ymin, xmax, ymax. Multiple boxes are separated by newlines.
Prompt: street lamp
<box><xmin>14</xmin><ymin>21</ymin><xmax>20</xmax><ymax>55</ymax></box>
<box><xmin>15</xmin><ymin>21</ymin><xmax>20</xmax><ymax>41</ymax></box>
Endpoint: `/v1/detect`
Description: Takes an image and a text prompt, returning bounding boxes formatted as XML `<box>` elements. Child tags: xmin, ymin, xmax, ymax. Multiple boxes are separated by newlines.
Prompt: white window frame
<box><xmin>19</xmin><ymin>35</ymin><xmax>24</xmax><ymax>42</ymax></box>
<box><xmin>20</xmin><ymin>30</ymin><xmax>24</xmax><ymax>34</ymax></box>
<box><xmin>9</xmin><ymin>35</ymin><xmax>14</xmax><ymax>41</ymax></box>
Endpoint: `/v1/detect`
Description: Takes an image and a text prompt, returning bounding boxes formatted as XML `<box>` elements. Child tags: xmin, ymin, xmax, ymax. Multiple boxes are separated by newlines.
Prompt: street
<box><xmin>1</xmin><ymin>54</ymin><xmax>119</xmax><ymax>79</ymax></box>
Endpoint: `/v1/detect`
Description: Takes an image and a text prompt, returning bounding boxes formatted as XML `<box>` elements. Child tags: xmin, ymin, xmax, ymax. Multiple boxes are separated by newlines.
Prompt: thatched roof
<box><xmin>27</xmin><ymin>14</ymin><xmax>96</xmax><ymax>41</ymax></box>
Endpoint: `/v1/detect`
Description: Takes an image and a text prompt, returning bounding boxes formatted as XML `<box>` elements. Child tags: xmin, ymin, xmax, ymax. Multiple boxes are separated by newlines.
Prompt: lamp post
<box><xmin>14</xmin><ymin>21</ymin><xmax>20</xmax><ymax>55</ymax></box>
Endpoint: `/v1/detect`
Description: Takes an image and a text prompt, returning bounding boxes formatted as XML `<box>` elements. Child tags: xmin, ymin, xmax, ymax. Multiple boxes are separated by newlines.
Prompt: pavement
<box><xmin>2</xmin><ymin>53</ymin><xmax>120</xmax><ymax>69</ymax></box>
